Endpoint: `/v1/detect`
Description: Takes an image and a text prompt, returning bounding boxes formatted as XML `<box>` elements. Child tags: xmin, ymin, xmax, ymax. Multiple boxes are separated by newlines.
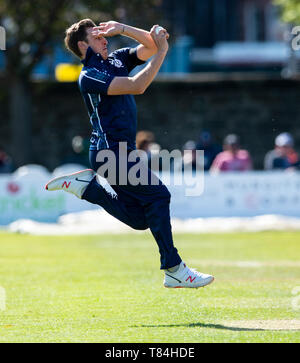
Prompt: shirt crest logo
<box><xmin>109</xmin><ymin>58</ymin><xmax>124</xmax><ymax>68</ymax></box>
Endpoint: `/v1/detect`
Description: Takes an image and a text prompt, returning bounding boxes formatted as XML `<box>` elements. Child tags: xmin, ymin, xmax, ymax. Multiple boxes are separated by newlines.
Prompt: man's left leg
<box><xmin>113</xmin><ymin>180</ymin><xmax>181</xmax><ymax>270</ymax></box>
<box><xmin>113</xmin><ymin>170</ymin><xmax>214</xmax><ymax>288</ymax></box>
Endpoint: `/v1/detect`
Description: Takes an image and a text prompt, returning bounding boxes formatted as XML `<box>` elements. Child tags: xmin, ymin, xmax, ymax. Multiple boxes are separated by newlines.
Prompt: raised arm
<box><xmin>92</xmin><ymin>21</ymin><xmax>161</xmax><ymax>61</ymax></box>
<box><xmin>98</xmin><ymin>25</ymin><xmax>169</xmax><ymax>96</ymax></box>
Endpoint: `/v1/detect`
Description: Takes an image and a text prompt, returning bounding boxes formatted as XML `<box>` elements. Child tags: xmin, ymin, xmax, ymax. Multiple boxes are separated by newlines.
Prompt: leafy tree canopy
<box><xmin>274</xmin><ymin>0</ymin><xmax>300</xmax><ymax>24</ymax></box>
<box><xmin>0</xmin><ymin>0</ymin><xmax>163</xmax><ymax>78</ymax></box>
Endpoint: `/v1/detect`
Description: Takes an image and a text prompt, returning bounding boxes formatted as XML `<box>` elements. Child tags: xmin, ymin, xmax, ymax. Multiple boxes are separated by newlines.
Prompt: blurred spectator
<box><xmin>181</xmin><ymin>140</ymin><xmax>199</xmax><ymax>171</ymax></box>
<box><xmin>62</xmin><ymin>136</ymin><xmax>89</xmax><ymax>167</ymax></box>
<box><xmin>136</xmin><ymin>130</ymin><xmax>155</xmax><ymax>153</ymax></box>
<box><xmin>136</xmin><ymin>130</ymin><xmax>162</xmax><ymax>169</ymax></box>
<box><xmin>210</xmin><ymin>134</ymin><xmax>252</xmax><ymax>173</ymax></box>
<box><xmin>171</xmin><ymin>140</ymin><xmax>205</xmax><ymax>173</ymax></box>
<box><xmin>0</xmin><ymin>146</ymin><xmax>13</xmax><ymax>173</ymax></box>
<box><xmin>264</xmin><ymin>132</ymin><xmax>299</xmax><ymax>171</ymax></box>
<box><xmin>196</xmin><ymin>131</ymin><xmax>222</xmax><ymax>171</ymax></box>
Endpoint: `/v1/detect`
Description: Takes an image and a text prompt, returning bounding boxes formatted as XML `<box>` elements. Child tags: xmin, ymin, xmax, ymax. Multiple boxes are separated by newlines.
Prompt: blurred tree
<box><xmin>274</xmin><ymin>0</ymin><xmax>300</xmax><ymax>24</ymax></box>
<box><xmin>0</xmin><ymin>0</ymin><xmax>162</xmax><ymax>166</ymax></box>
<box><xmin>273</xmin><ymin>0</ymin><xmax>300</xmax><ymax>79</ymax></box>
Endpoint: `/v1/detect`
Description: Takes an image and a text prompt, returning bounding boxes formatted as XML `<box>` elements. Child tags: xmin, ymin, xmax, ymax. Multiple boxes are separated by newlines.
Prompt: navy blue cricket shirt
<box><xmin>78</xmin><ymin>46</ymin><xmax>145</xmax><ymax>151</ymax></box>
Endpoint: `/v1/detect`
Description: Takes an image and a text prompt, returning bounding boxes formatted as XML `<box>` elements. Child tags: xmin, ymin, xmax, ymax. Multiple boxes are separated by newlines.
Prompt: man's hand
<box><xmin>92</xmin><ymin>21</ymin><xmax>124</xmax><ymax>38</ymax></box>
<box><xmin>150</xmin><ymin>25</ymin><xmax>169</xmax><ymax>53</ymax></box>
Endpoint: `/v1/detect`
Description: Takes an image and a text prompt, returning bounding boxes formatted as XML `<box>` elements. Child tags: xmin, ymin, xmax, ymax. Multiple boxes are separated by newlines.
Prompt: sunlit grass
<box><xmin>0</xmin><ymin>231</ymin><xmax>299</xmax><ymax>342</ymax></box>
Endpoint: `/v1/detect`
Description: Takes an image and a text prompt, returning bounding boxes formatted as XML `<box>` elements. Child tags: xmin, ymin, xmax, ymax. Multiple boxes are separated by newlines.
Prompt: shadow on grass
<box><xmin>132</xmin><ymin>322</ymin><xmax>266</xmax><ymax>332</ymax></box>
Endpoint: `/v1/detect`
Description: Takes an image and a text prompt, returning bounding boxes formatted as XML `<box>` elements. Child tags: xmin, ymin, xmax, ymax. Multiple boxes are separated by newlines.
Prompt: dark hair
<box><xmin>64</xmin><ymin>18</ymin><xmax>96</xmax><ymax>58</ymax></box>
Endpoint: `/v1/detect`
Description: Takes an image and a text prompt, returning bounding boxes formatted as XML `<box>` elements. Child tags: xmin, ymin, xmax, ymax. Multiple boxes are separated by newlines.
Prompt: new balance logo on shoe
<box><xmin>186</xmin><ymin>276</ymin><xmax>196</xmax><ymax>283</ymax></box>
<box><xmin>62</xmin><ymin>181</ymin><xmax>71</xmax><ymax>189</ymax></box>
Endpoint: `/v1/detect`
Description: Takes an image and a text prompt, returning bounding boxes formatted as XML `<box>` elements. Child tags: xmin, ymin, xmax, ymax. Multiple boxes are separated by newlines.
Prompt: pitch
<box><xmin>0</xmin><ymin>231</ymin><xmax>299</xmax><ymax>343</ymax></box>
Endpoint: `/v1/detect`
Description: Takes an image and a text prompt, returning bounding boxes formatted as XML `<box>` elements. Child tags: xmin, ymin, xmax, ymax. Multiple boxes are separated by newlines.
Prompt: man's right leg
<box><xmin>82</xmin><ymin>176</ymin><xmax>148</xmax><ymax>231</ymax></box>
<box><xmin>45</xmin><ymin>167</ymin><xmax>148</xmax><ymax>231</ymax></box>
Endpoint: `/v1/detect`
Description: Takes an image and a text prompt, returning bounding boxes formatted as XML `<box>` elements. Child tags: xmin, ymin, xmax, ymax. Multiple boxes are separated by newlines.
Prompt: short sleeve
<box><xmin>113</xmin><ymin>47</ymin><xmax>146</xmax><ymax>73</ymax></box>
<box><xmin>79</xmin><ymin>68</ymin><xmax>115</xmax><ymax>95</ymax></box>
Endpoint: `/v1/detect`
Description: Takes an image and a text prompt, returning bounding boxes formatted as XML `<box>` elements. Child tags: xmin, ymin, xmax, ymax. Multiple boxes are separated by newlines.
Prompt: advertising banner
<box><xmin>167</xmin><ymin>172</ymin><xmax>300</xmax><ymax>218</ymax></box>
<box><xmin>1</xmin><ymin>171</ymin><xmax>300</xmax><ymax>225</ymax></box>
<box><xmin>0</xmin><ymin>172</ymin><xmax>97</xmax><ymax>225</ymax></box>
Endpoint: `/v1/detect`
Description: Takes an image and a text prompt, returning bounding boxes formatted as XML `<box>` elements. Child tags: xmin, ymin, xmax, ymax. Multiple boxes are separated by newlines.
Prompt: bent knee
<box><xmin>136</xmin><ymin>224</ymin><xmax>148</xmax><ymax>231</ymax></box>
<box><xmin>160</xmin><ymin>185</ymin><xmax>171</xmax><ymax>201</ymax></box>
<box><xmin>132</xmin><ymin>221</ymin><xmax>148</xmax><ymax>231</ymax></box>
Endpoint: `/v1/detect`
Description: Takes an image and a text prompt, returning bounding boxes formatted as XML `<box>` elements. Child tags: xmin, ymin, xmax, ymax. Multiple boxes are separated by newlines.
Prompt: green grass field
<box><xmin>0</xmin><ymin>231</ymin><xmax>299</xmax><ymax>343</ymax></box>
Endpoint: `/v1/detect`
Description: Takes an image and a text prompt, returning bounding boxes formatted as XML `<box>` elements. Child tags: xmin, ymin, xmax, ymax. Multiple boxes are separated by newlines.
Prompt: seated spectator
<box><xmin>171</xmin><ymin>140</ymin><xmax>206</xmax><ymax>173</ymax></box>
<box><xmin>0</xmin><ymin>146</ymin><xmax>13</xmax><ymax>173</ymax></box>
<box><xmin>196</xmin><ymin>131</ymin><xmax>222</xmax><ymax>171</ymax></box>
<box><xmin>264</xmin><ymin>132</ymin><xmax>299</xmax><ymax>171</ymax></box>
<box><xmin>210</xmin><ymin>134</ymin><xmax>252</xmax><ymax>173</ymax></box>
<box><xmin>136</xmin><ymin>130</ymin><xmax>161</xmax><ymax>169</ymax></box>
<box><xmin>181</xmin><ymin>140</ymin><xmax>198</xmax><ymax>171</ymax></box>
<box><xmin>62</xmin><ymin>135</ymin><xmax>89</xmax><ymax>167</ymax></box>
<box><xmin>136</xmin><ymin>130</ymin><xmax>155</xmax><ymax>154</ymax></box>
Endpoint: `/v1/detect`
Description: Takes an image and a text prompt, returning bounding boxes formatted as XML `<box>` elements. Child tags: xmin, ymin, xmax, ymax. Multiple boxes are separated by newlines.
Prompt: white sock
<box><xmin>167</xmin><ymin>264</ymin><xmax>180</xmax><ymax>273</ymax></box>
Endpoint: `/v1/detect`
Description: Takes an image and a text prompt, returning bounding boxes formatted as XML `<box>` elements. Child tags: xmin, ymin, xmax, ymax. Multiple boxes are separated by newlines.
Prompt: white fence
<box><xmin>1</xmin><ymin>167</ymin><xmax>300</xmax><ymax>225</ymax></box>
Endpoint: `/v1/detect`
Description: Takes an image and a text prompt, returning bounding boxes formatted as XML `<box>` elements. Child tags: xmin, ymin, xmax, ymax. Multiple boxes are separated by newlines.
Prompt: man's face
<box><xmin>85</xmin><ymin>27</ymin><xmax>108</xmax><ymax>59</ymax></box>
<box><xmin>225</xmin><ymin>143</ymin><xmax>239</xmax><ymax>153</ymax></box>
<box><xmin>276</xmin><ymin>145</ymin><xmax>290</xmax><ymax>157</ymax></box>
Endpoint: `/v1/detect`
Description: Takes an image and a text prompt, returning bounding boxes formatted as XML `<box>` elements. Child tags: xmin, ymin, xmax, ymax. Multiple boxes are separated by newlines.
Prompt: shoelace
<box><xmin>188</xmin><ymin>267</ymin><xmax>197</xmax><ymax>274</ymax></box>
<box><xmin>186</xmin><ymin>267</ymin><xmax>202</xmax><ymax>278</ymax></box>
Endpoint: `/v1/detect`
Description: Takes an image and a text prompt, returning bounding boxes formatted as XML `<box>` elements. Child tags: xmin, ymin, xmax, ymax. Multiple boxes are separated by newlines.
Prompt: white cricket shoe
<box><xmin>164</xmin><ymin>261</ymin><xmax>214</xmax><ymax>289</ymax></box>
<box><xmin>45</xmin><ymin>169</ymin><xmax>95</xmax><ymax>199</ymax></box>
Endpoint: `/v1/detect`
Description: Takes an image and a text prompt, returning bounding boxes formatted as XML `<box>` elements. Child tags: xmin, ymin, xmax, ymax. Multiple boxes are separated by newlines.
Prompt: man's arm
<box><xmin>107</xmin><ymin>51</ymin><xmax>167</xmax><ymax>95</ymax></box>
<box><xmin>92</xmin><ymin>21</ymin><xmax>168</xmax><ymax>61</ymax></box>
<box><xmin>105</xmin><ymin>25</ymin><xmax>169</xmax><ymax>96</ymax></box>
<box><xmin>123</xmin><ymin>24</ymin><xmax>158</xmax><ymax>61</ymax></box>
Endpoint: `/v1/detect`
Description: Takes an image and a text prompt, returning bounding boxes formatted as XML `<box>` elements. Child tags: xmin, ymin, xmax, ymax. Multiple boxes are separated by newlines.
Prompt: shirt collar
<box><xmin>81</xmin><ymin>46</ymin><xmax>104</xmax><ymax>66</ymax></box>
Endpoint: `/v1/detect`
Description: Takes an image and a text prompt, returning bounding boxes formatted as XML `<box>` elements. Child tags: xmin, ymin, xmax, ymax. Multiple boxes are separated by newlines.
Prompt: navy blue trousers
<box><xmin>82</xmin><ymin>149</ymin><xmax>182</xmax><ymax>270</ymax></box>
